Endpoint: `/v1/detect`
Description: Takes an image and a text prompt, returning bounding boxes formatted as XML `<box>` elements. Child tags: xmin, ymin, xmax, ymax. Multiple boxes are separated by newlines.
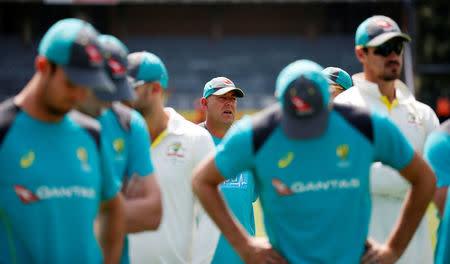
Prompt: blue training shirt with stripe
<box><xmin>0</xmin><ymin>99</ymin><xmax>121</xmax><ymax>264</ymax></box>
<box><xmin>214</xmin><ymin>103</ymin><xmax>414</xmax><ymax>264</ymax></box>
<box><xmin>97</xmin><ymin>102</ymin><xmax>154</xmax><ymax>264</ymax></box>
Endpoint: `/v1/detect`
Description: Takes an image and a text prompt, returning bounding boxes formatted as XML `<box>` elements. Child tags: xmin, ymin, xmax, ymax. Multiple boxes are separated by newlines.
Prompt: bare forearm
<box><xmin>125</xmin><ymin>198</ymin><xmax>162</xmax><ymax>233</ymax></box>
<box><xmin>99</xmin><ymin>195</ymin><xmax>126</xmax><ymax>264</ymax></box>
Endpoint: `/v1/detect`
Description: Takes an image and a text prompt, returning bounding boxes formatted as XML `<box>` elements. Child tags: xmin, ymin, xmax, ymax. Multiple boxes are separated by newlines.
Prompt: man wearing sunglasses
<box><xmin>335</xmin><ymin>15</ymin><xmax>439</xmax><ymax>264</ymax></box>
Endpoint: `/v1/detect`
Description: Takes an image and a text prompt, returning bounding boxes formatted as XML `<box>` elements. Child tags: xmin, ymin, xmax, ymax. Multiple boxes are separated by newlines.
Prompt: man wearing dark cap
<box><xmin>194</xmin><ymin>77</ymin><xmax>258</xmax><ymax>264</ymax></box>
<box><xmin>334</xmin><ymin>15</ymin><xmax>439</xmax><ymax>263</ymax></box>
<box><xmin>0</xmin><ymin>18</ymin><xmax>125</xmax><ymax>263</ymax></box>
<box><xmin>192</xmin><ymin>59</ymin><xmax>436</xmax><ymax>264</ymax></box>
<box><xmin>76</xmin><ymin>35</ymin><xmax>162</xmax><ymax>264</ymax></box>
<box><xmin>126</xmin><ymin>51</ymin><xmax>216</xmax><ymax>264</ymax></box>
<box><xmin>321</xmin><ymin>67</ymin><xmax>352</xmax><ymax>99</ymax></box>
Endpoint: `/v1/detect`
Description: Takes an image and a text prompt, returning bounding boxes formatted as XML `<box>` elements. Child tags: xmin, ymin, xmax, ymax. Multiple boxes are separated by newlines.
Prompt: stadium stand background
<box><xmin>0</xmin><ymin>1</ymin><xmax>448</xmax><ymax>121</ymax></box>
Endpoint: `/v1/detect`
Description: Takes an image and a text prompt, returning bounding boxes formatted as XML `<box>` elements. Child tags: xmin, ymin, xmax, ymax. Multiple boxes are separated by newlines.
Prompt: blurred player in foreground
<box><xmin>0</xmin><ymin>18</ymin><xmax>125</xmax><ymax>263</ymax></box>
<box><xmin>192</xmin><ymin>59</ymin><xmax>436</xmax><ymax>264</ymax></box>
<box><xmin>76</xmin><ymin>34</ymin><xmax>162</xmax><ymax>264</ymax></box>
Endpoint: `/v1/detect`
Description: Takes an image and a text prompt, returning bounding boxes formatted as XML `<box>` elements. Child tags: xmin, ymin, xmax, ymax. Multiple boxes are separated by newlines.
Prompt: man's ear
<box><xmin>355</xmin><ymin>46</ymin><xmax>367</xmax><ymax>64</ymax></box>
<box><xmin>35</xmin><ymin>55</ymin><xmax>50</xmax><ymax>73</ymax></box>
<box><xmin>200</xmin><ymin>97</ymin><xmax>208</xmax><ymax>110</ymax></box>
<box><xmin>151</xmin><ymin>82</ymin><xmax>164</xmax><ymax>95</ymax></box>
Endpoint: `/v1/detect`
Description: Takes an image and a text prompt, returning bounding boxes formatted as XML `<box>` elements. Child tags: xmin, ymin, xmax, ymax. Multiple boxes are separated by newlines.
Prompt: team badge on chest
<box><xmin>165</xmin><ymin>140</ymin><xmax>188</xmax><ymax>164</ymax></box>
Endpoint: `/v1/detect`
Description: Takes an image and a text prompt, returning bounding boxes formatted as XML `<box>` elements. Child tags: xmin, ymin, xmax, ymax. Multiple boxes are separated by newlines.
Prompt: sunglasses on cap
<box><xmin>373</xmin><ymin>40</ymin><xmax>405</xmax><ymax>57</ymax></box>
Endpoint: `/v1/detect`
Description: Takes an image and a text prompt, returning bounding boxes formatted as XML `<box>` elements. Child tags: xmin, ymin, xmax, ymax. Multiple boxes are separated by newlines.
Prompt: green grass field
<box><xmin>253</xmin><ymin>200</ymin><xmax>440</xmax><ymax>253</ymax></box>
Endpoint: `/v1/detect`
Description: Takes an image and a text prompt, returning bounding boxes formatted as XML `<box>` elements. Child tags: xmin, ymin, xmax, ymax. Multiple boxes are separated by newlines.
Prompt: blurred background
<box><xmin>0</xmin><ymin>0</ymin><xmax>448</xmax><ymax>122</ymax></box>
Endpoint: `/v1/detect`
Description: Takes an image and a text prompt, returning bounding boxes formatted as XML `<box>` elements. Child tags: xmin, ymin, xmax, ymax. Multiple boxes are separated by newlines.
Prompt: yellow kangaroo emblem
<box><xmin>20</xmin><ymin>150</ymin><xmax>35</xmax><ymax>168</ymax></box>
<box><xmin>113</xmin><ymin>138</ymin><xmax>125</xmax><ymax>153</ymax></box>
<box><xmin>336</xmin><ymin>144</ymin><xmax>349</xmax><ymax>160</ymax></box>
<box><xmin>278</xmin><ymin>152</ymin><xmax>294</xmax><ymax>168</ymax></box>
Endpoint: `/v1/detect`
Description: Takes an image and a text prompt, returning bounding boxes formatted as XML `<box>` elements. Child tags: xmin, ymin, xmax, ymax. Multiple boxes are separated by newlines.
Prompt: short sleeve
<box><xmin>100</xmin><ymin>134</ymin><xmax>122</xmax><ymax>201</ymax></box>
<box><xmin>215</xmin><ymin>116</ymin><xmax>255</xmax><ymax>180</ymax></box>
<box><xmin>424</xmin><ymin>131</ymin><xmax>450</xmax><ymax>187</ymax></box>
<box><xmin>372</xmin><ymin>112</ymin><xmax>415</xmax><ymax>170</ymax></box>
<box><xmin>128</xmin><ymin>110</ymin><xmax>154</xmax><ymax>178</ymax></box>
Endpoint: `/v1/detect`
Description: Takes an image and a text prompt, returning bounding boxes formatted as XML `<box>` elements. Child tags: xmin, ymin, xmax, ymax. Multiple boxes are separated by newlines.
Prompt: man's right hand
<box><xmin>361</xmin><ymin>238</ymin><xmax>400</xmax><ymax>264</ymax></box>
<box><xmin>241</xmin><ymin>237</ymin><xmax>288</xmax><ymax>264</ymax></box>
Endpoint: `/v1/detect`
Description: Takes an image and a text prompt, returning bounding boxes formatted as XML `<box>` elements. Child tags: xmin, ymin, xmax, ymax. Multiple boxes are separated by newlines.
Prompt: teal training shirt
<box><xmin>215</xmin><ymin>103</ymin><xmax>414</xmax><ymax>264</ymax></box>
<box><xmin>0</xmin><ymin>99</ymin><xmax>121</xmax><ymax>264</ymax></box>
<box><xmin>97</xmin><ymin>103</ymin><xmax>154</xmax><ymax>264</ymax></box>
<box><xmin>199</xmin><ymin>122</ymin><xmax>258</xmax><ymax>264</ymax></box>
<box><xmin>424</xmin><ymin>119</ymin><xmax>450</xmax><ymax>264</ymax></box>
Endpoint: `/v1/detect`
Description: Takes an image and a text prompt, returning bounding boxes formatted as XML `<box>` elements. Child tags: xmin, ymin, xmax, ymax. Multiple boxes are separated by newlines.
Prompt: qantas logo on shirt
<box><xmin>14</xmin><ymin>185</ymin><xmax>96</xmax><ymax>204</ymax></box>
<box><xmin>272</xmin><ymin>178</ymin><xmax>360</xmax><ymax>196</ymax></box>
<box><xmin>14</xmin><ymin>185</ymin><xmax>40</xmax><ymax>204</ymax></box>
<box><xmin>272</xmin><ymin>179</ymin><xmax>293</xmax><ymax>195</ymax></box>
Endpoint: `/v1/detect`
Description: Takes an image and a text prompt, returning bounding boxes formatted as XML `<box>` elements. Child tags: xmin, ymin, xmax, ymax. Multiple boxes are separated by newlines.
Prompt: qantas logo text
<box><xmin>14</xmin><ymin>185</ymin><xmax>96</xmax><ymax>204</ymax></box>
<box><xmin>272</xmin><ymin>178</ymin><xmax>360</xmax><ymax>195</ymax></box>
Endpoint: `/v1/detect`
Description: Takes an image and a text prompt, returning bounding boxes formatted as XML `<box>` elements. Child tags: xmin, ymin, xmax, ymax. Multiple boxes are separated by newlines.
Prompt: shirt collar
<box><xmin>352</xmin><ymin>73</ymin><xmax>415</xmax><ymax>104</ymax></box>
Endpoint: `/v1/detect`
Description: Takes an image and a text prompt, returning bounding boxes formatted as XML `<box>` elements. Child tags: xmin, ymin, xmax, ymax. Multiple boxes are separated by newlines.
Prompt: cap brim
<box><xmin>281</xmin><ymin>108</ymin><xmax>330</xmax><ymax>139</ymax></box>
<box><xmin>211</xmin><ymin>87</ymin><xmax>245</xmax><ymax>97</ymax></box>
<box><xmin>366</xmin><ymin>32</ymin><xmax>411</xmax><ymax>47</ymax></box>
<box><xmin>63</xmin><ymin>66</ymin><xmax>115</xmax><ymax>93</ymax></box>
<box><xmin>94</xmin><ymin>77</ymin><xmax>136</xmax><ymax>102</ymax></box>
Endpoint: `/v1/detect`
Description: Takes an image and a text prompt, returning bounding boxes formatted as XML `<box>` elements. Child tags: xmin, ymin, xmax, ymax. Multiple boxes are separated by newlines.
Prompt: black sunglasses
<box><xmin>373</xmin><ymin>40</ymin><xmax>405</xmax><ymax>57</ymax></box>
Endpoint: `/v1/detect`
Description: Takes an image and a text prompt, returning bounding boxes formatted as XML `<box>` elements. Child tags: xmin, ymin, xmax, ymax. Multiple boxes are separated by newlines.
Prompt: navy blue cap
<box><xmin>275</xmin><ymin>59</ymin><xmax>330</xmax><ymax>139</ymax></box>
<box><xmin>94</xmin><ymin>35</ymin><xmax>135</xmax><ymax>102</ymax></box>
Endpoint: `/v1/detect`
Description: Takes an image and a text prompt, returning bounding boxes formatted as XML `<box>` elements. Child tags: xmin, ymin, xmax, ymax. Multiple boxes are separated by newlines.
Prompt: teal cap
<box><xmin>38</xmin><ymin>18</ymin><xmax>114</xmax><ymax>93</ymax></box>
<box><xmin>203</xmin><ymin>77</ymin><xmax>244</xmax><ymax>98</ymax></box>
<box><xmin>127</xmin><ymin>51</ymin><xmax>168</xmax><ymax>89</ymax></box>
<box><xmin>355</xmin><ymin>15</ymin><xmax>411</xmax><ymax>47</ymax></box>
